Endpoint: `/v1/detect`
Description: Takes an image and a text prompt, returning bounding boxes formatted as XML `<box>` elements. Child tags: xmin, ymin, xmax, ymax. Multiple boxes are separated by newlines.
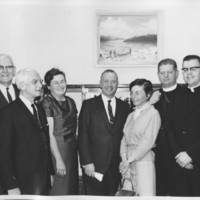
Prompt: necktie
<box><xmin>6</xmin><ymin>87</ymin><xmax>13</xmax><ymax>103</ymax></box>
<box><xmin>31</xmin><ymin>103</ymin><xmax>39</xmax><ymax>123</ymax></box>
<box><xmin>108</xmin><ymin>100</ymin><xmax>114</xmax><ymax>124</ymax></box>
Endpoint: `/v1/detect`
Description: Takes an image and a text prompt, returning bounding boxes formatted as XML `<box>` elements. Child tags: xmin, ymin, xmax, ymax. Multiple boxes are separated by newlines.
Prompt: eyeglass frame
<box><xmin>182</xmin><ymin>66</ymin><xmax>200</xmax><ymax>73</ymax></box>
<box><xmin>0</xmin><ymin>65</ymin><xmax>15</xmax><ymax>72</ymax></box>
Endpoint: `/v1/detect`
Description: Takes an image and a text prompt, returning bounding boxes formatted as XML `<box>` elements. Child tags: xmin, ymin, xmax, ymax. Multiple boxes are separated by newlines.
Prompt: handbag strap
<box><xmin>120</xmin><ymin>178</ymin><xmax>135</xmax><ymax>191</ymax></box>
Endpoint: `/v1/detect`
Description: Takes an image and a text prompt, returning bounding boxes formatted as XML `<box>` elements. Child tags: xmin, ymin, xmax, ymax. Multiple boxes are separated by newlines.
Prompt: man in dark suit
<box><xmin>0</xmin><ymin>54</ymin><xmax>19</xmax><ymax>194</ymax></box>
<box><xmin>0</xmin><ymin>54</ymin><xmax>19</xmax><ymax>110</ymax></box>
<box><xmin>153</xmin><ymin>58</ymin><xmax>186</xmax><ymax>196</ymax></box>
<box><xmin>167</xmin><ymin>55</ymin><xmax>200</xmax><ymax>196</ymax></box>
<box><xmin>78</xmin><ymin>69</ymin><xmax>130</xmax><ymax>196</ymax></box>
<box><xmin>0</xmin><ymin>68</ymin><xmax>54</xmax><ymax>195</ymax></box>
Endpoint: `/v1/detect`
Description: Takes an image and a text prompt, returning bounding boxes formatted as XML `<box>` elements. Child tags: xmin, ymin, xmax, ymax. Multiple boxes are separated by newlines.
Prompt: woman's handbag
<box><xmin>115</xmin><ymin>179</ymin><xmax>137</xmax><ymax>196</ymax></box>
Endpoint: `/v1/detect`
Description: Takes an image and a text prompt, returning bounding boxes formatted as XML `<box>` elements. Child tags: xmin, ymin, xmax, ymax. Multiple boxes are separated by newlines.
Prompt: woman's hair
<box><xmin>129</xmin><ymin>78</ymin><xmax>153</xmax><ymax>97</ymax></box>
<box><xmin>44</xmin><ymin>68</ymin><xmax>66</xmax><ymax>86</ymax></box>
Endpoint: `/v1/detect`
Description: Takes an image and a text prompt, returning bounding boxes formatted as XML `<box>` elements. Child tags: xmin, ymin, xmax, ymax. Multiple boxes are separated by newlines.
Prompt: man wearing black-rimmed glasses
<box><xmin>0</xmin><ymin>54</ymin><xmax>19</xmax><ymax>110</ymax></box>
<box><xmin>167</xmin><ymin>55</ymin><xmax>200</xmax><ymax>196</ymax></box>
<box><xmin>0</xmin><ymin>54</ymin><xmax>19</xmax><ymax>194</ymax></box>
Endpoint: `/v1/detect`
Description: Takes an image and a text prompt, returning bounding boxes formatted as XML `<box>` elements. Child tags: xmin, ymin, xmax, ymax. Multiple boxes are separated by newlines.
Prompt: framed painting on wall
<box><xmin>95</xmin><ymin>10</ymin><xmax>162</xmax><ymax>67</ymax></box>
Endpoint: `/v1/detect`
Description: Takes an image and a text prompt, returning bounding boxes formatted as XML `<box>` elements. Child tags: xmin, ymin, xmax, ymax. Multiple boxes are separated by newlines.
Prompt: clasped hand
<box><xmin>175</xmin><ymin>152</ymin><xmax>193</xmax><ymax>169</ymax></box>
<box><xmin>119</xmin><ymin>160</ymin><xmax>129</xmax><ymax>174</ymax></box>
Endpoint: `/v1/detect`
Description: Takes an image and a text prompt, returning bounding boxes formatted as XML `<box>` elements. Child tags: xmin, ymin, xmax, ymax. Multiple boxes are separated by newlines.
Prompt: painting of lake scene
<box><xmin>96</xmin><ymin>11</ymin><xmax>160</xmax><ymax>67</ymax></box>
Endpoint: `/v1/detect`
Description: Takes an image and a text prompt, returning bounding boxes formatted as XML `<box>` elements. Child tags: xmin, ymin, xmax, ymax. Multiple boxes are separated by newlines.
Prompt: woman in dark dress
<box><xmin>42</xmin><ymin>68</ymin><xmax>79</xmax><ymax>195</ymax></box>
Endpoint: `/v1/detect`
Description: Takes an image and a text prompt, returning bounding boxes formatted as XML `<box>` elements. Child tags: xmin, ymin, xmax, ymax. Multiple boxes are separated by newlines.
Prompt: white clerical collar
<box><xmin>188</xmin><ymin>83</ymin><xmax>200</xmax><ymax>92</ymax></box>
<box><xmin>162</xmin><ymin>84</ymin><xmax>177</xmax><ymax>92</ymax></box>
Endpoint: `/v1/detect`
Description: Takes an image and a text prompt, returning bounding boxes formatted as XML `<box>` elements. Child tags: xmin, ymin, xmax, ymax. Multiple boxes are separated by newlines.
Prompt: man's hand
<box><xmin>185</xmin><ymin>162</ymin><xmax>194</xmax><ymax>170</ymax></box>
<box><xmin>149</xmin><ymin>90</ymin><xmax>161</xmax><ymax>105</ymax></box>
<box><xmin>175</xmin><ymin>152</ymin><xmax>192</xmax><ymax>168</ymax></box>
<box><xmin>84</xmin><ymin>163</ymin><xmax>95</xmax><ymax>178</ymax></box>
<box><xmin>8</xmin><ymin>188</ymin><xmax>21</xmax><ymax>195</ymax></box>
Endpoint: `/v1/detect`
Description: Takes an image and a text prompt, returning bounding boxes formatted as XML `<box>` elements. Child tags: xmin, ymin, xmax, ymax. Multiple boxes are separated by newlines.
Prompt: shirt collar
<box><xmin>162</xmin><ymin>84</ymin><xmax>177</xmax><ymax>92</ymax></box>
<box><xmin>135</xmin><ymin>101</ymin><xmax>151</xmax><ymax>112</ymax></box>
<box><xmin>101</xmin><ymin>93</ymin><xmax>116</xmax><ymax>103</ymax></box>
<box><xmin>188</xmin><ymin>83</ymin><xmax>200</xmax><ymax>92</ymax></box>
<box><xmin>0</xmin><ymin>83</ymin><xmax>13</xmax><ymax>91</ymax></box>
<box><xmin>19</xmin><ymin>94</ymin><xmax>34</xmax><ymax>114</ymax></box>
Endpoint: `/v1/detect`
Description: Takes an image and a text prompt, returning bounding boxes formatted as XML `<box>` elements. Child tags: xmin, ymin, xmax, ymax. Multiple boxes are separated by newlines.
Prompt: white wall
<box><xmin>0</xmin><ymin>0</ymin><xmax>200</xmax><ymax>84</ymax></box>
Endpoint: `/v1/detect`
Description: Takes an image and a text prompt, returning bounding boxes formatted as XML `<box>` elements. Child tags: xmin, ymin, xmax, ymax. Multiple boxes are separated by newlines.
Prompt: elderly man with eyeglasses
<box><xmin>0</xmin><ymin>54</ymin><xmax>19</xmax><ymax>194</ymax></box>
<box><xmin>0</xmin><ymin>54</ymin><xmax>19</xmax><ymax>110</ymax></box>
<box><xmin>166</xmin><ymin>55</ymin><xmax>200</xmax><ymax>196</ymax></box>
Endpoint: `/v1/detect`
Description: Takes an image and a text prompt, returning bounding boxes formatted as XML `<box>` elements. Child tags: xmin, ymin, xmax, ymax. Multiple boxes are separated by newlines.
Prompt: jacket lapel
<box><xmin>0</xmin><ymin>90</ymin><xmax>8</xmax><ymax>104</ymax></box>
<box><xmin>96</xmin><ymin>95</ymin><xmax>111</xmax><ymax>125</ymax></box>
<box><xmin>16</xmin><ymin>98</ymin><xmax>40</xmax><ymax>130</ymax></box>
<box><xmin>13</xmin><ymin>84</ymin><xmax>19</xmax><ymax>99</ymax></box>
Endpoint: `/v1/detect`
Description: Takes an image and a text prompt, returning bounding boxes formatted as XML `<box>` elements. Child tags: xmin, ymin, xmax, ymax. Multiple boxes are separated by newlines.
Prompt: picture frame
<box><xmin>95</xmin><ymin>10</ymin><xmax>162</xmax><ymax>68</ymax></box>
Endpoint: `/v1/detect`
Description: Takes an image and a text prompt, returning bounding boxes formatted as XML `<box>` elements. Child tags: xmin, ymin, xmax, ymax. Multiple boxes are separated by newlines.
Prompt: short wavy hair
<box><xmin>129</xmin><ymin>78</ymin><xmax>153</xmax><ymax>97</ymax></box>
<box><xmin>44</xmin><ymin>68</ymin><xmax>66</xmax><ymax>86</ymax></box>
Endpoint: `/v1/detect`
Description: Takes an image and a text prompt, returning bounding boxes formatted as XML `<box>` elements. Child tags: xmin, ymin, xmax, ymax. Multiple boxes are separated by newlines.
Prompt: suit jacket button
<box><xmin>182</xmin><ymin>131</ymin><xmax>187</xmax><ymax>134</ymax></box>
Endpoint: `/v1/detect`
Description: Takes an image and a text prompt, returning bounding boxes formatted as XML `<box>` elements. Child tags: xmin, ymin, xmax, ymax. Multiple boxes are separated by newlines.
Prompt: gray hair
<box><xmin>15</xmin><ymin>68</ymin><xmax>37</xmax><ymax>89</ymax></box>
<box><xmin>0</xmin><ymin>54</ymin><xmax>14</xmax><ymax>65</ymax></box>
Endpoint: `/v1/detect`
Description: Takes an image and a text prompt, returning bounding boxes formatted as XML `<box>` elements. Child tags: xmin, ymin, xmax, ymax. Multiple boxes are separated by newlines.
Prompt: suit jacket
<box><xmin>0</xmin><ymin>84</ymin><xmax>19</xmax><ymax>110</ymax></box>
<box><xmin>78</xmin><ymin>95</ymin><xmax>130</xmax><ymax>174</ymax></box>
<box><xmin>0</xmin><ymin>97</ymin><xmax>54</xmax><ymax>194</ymax></box>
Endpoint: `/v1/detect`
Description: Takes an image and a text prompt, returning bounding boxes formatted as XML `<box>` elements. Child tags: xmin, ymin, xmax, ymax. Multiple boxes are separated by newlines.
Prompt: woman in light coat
<box><xmin>120</xmin><ymin>79</ymin><xmax>161</xmax><ymax>196</ymax></box>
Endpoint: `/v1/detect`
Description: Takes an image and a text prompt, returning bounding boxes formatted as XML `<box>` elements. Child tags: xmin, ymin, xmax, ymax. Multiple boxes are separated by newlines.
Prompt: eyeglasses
<box><xmin>182</xmin><ymin>66</ymin><xmax>200</xmax><ymax>73</ymax></box>
<box><xmin>0</xmin><ymin>65</ymin><xmax>15</xmax><ymax>72</ymax></box>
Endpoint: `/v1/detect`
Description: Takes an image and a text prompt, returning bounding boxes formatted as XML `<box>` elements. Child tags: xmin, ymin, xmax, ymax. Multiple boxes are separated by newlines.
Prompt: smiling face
<box><xmin>0</xmin><ymin>55</ymin><xmax>16</xmax><ymax>87</ymax></box>
<box><xmin>182</xmin><ymin>59</ymin><xmax>200</xmax><ymax>87</ymax></box>
<box><xmin>100</xmin><ymin>71</ymin><xmax>118</xmax><ymax>99</ymax></box>
<box><xmin>49</xmin><ymin>74</ymin><xmax>67</xmax><ymax>99</ymax></box>
<box><xmin>130</xmin><ymin>85</ymin><xmax>149</xmax><ymax>108</ymax></box>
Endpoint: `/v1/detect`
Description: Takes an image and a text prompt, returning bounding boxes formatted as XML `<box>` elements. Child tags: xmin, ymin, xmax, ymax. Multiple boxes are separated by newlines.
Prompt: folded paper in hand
<box><xmin>94</xmin><ymin>172</ymin><xmax>103</xmax><ymax>181</ymax></box>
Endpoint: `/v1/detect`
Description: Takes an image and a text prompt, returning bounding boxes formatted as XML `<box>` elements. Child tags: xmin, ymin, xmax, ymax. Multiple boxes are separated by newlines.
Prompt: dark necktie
<box><xmin>6</xmin><ymin>87</ymin><xmax>13</xmax><ymax>103</ymax></box>
<box><xmin>108</xmin><ymin>100</ymin><xmax>114</xmax><ymax>124</ymax></box>
<box><xmin>31</xmin><ymin>103</ymin><xmax>39</xmax><ymax>123</ymax></box>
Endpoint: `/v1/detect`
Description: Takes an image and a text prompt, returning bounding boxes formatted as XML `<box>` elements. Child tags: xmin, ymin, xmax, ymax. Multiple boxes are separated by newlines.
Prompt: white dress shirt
<box><xmin>0</xmin><ymin>84</ymin><xmax>16</xmax><ymax>102</ymax></box>
<box><xmin>19</xmin><ymin>95</ymin><xmax>34</xmax><ymax>114</ymax></box>
<box><xmin>101</xmin><ymin>94</ymin><xmax>116</xmax><ymax>121</ymax></box>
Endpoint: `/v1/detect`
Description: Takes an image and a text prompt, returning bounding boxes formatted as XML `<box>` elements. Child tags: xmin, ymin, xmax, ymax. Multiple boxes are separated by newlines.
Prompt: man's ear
<box><xmin>18</xmin><ymin>82</ymin><xmax>25</xmax><ymax>90</ymax></box>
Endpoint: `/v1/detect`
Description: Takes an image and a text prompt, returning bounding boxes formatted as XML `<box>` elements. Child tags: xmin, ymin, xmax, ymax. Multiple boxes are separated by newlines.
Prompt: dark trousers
<box><xmin>17</xmin><ymin>171</ymin><xmax>49</xmax><ymax>195</ymax></box>
<box><xmin>0</xmin><ymin>179</ymin><xmax>6</xmax><ymax>195</ymax></box>
<box><xmin>155</xmin><ymin>162</ymin><xmax>176</xmax><ymax>196</ymax></box>
<box><xmin>174</xmin><ymin>164</ymin><xmax>200</xmax><ymax>196</ymax></box>
<box><xmin>82</xmin><ymin>162</ymin><xmax>121</xmax><ymax>196</ymax></box>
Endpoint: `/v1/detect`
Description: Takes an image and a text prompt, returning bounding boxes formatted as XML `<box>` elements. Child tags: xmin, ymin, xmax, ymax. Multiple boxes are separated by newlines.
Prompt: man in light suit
<box><xmin>0</xmin><ymin>54</ymin><xmax>19</xmax><ymax>194</ymax></box>
<box><xmin>78</xmin><ymin>69</ymin><xmax>130</xmax><ymax>196</ymax></box>
<box><xmin>0</xmin><ymin>68</ymin><xmax>54</xmax><ymax>195</ymax></box>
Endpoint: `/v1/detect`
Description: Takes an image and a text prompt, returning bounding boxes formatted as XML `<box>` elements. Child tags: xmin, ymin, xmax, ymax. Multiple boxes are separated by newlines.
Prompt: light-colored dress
<box><xmin>120</xmin><ymin>102</ymin><xmax>161</xmax><ymax>196</ymax></box>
